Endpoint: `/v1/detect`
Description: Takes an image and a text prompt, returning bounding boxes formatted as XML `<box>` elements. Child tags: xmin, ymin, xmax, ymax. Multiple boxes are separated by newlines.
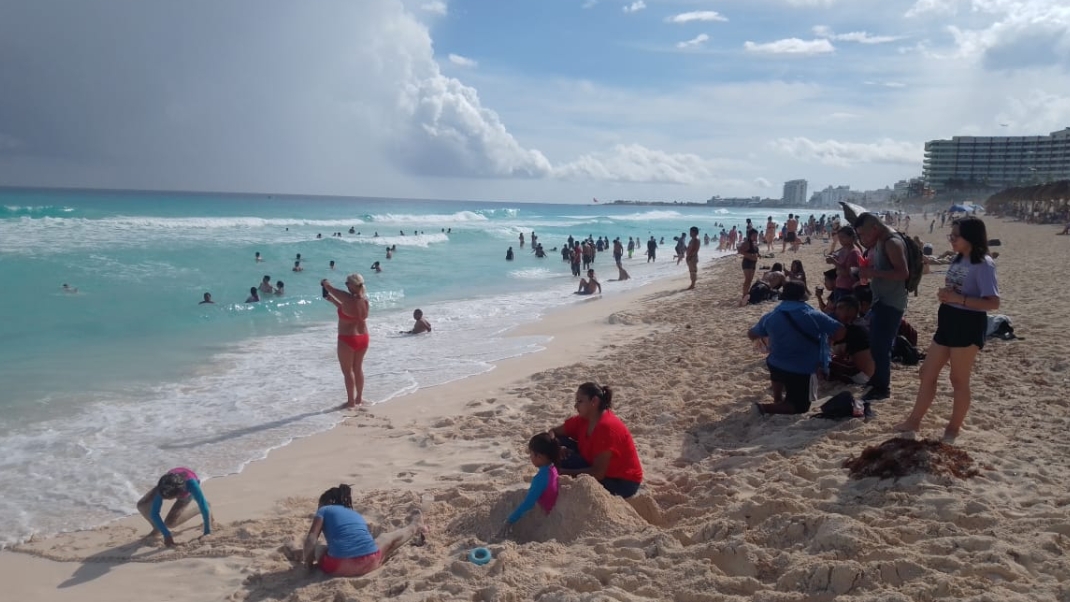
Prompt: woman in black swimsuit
<box><xmin>738</xmin><ymin>229</ymin><xmax>760</xmax><ymax>307</ymax></box>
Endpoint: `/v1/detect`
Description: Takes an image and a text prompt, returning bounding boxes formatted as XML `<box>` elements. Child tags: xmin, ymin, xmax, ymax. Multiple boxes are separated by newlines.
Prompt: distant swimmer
<box><xmin>199</xmin><ymin>292</ymin><xmax>214</xmax><ymax>304</ymax></box>
<box><xmin>296</xmin><ymin>253</ymin><xmax>302</xmax><ymax>263</ymax></box>
<box><xmin>330</xmin><ymin>260</ymin><xmax>336</xmax><ymax>270</ymax></box>
<box><xmin>246</xmin><ymin>287</ymin><xmax>260</xmax><ymax>303</ymax></box>
<box><xmin>293</xmin><ymin>261</ymin><xmax>304</xmax><ymax>272</ymax></box>
<box><xmin>386</xmin><ymin>248</ymin><xmax>393</xmax><ymax>260</ymax></box>
<box><xmin>506</xmin><ymin>247</ymin><xmax>515</xmax><ymax>261</ymax></box>
<box><xmin>255</xmin><ymin>252</ymin><xmax>262</xmax><ymax>262</ymax></box>
<box><xmin>322</xmin><ymin>274</ymin><xmax>370</xmax><ymax>408</ymax></box>
<box><xmin>276</xmin><ymin>281</ymin><xmax>285</xmax><ymax>295</ymax></box>
<box><xmin>137</xmin><ymin>467</ymin><xmax>212</xmax><ymax>548</ymax></box>
<box><xmin>401</xmin><ymin>309</ymin><xmax>432</xmax><ymax>334</ymax></box>
<box><xmin>259</xmin><ymin>275</ymin><xmax>274</xmax><ymax>294</ymax></box>
<box><xmin>316</xmin><ymin>233</ymin><xmax>323</xmax><ymax>239</ymax></box>
<box><xmin>534</xmin><ymin>244</ymin><xmax>545</xmax><ymax>258</ymax></box>
<box><xmin>374</xmin><ymin>232</ymin><xmax>379</xmax><ymax>237</ymax></box>
<box><xmin>519</xmin><ymin>233</ymin><xmax>525</xmax><ymax>248</ymax></box>
<box><xmin>62</xmin><ymin>283</ymin><xmax>78</xmax><ymax>294</ymax></box>
<box><xmin>349</xmin><ymin>227</ymin><xmax>355</xmax><ymax>234</ymax></box>
<box><xmin>370</xmin><ymin>261</ymin><xmax>382</xmax><ymax>273</ymax></box>
<box><xmin>576</xmin><ymin>269</ymin><xmax>601</xmax><ymax>295</ymax></box>
<box><xmin>399</xmin><ymin>230</ymin><xmax>404</xmax><ymax>236</ymax></box>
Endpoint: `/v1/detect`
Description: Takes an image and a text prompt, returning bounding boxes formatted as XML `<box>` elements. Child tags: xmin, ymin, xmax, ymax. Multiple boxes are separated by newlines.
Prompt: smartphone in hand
<box><xmin>322</xmin><ymin>286</ymin><xmax>330</xmax><ymax>299</ymax></box>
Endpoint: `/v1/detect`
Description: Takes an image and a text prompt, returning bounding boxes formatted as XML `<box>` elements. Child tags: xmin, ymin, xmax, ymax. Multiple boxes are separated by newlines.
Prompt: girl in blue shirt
<box><xmin>497</xmin><ymin>433</ymin><xmax>561</xmax><ymax>538</ymax></box>
<box><xmin>303</xmin><ymin>484</ymin><xmax>427</xmax><ymax>577</ymax></box>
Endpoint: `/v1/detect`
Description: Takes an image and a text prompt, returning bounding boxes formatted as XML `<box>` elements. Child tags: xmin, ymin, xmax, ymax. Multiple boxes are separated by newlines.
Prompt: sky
<box><xmin>1</xmin><ymin>0</ymin><xmax>1069</xmax><ymax>203</ymax></box>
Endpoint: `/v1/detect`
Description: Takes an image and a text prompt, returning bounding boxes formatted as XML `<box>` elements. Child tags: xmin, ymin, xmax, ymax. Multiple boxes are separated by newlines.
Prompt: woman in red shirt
<box><xmin>549</xmin><ymin>382</ymin><xmax>643</xmax><ymax>498</ymax></box>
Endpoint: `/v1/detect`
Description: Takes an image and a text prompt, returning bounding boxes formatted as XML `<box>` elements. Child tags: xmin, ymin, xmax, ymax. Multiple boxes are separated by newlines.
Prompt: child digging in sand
<box><xmin>497</xmin><ymin>433</ymin><xmax>561</xmax><ymax>538</ymax></box>
<box><xmin>137</xmin><ymin>467</ymin><xmax>212</xmax><ymax>547</ymax></box>
<box><xmin>302</xmin><ymin>484</ymin><xmax>426</xmax><ymax>577</ymax></box>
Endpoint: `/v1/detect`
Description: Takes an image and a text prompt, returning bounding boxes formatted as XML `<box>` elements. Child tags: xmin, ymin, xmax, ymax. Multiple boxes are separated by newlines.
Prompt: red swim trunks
<box><xmin>320</xmin><ymin>550</ymin><xmax>383</xmax><ymax>576</ymax></box>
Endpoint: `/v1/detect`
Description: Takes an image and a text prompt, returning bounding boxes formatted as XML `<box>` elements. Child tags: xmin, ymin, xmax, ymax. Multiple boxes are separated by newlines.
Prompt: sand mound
<box><xmin>844</xmin><ymin>438</ymin><xmax>980</xmax><ymax>480</ymax></box>
<box><xmin>447</xmin><ymin>476</ymin><xmax>651</xmax><ymax>544</ymax></box>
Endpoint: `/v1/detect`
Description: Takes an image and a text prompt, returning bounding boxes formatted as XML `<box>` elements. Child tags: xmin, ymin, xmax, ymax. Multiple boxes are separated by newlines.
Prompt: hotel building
<box><xmin>923</xmin><ymin>128</ymin><xmax>1070</xmax><ymax>190</ymax></box>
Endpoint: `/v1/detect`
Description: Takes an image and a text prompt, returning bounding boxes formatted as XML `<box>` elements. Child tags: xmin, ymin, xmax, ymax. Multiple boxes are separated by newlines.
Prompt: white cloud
<box><xmin>666</xmin><ymin>11</ymin><xmax>728</xmax><ymax>24</ymax></box>
<box><xmin>583</xmin><ymin>0</ymin><xmax>598</xmax><ymax>7</ymax></box>
<box><xmin>864</xmin><ymin>80</ymin><xmax>907</xmax><ymax>88</ymax></box>
<box><xmin>770</xmin><ymin>137</ymin><xmax>921</xmax><ymax>167</ymax></box>
<box><xmin>623</xmin><ymin>1</ymin><xmax>646</xmax><ymax>13</ymax></box>
<box><xmin>938</xmin><ymin>2</ymin><xmax>1070</xmax><ymax>69</ymax></box>
<box><xmin>554</xmin><ymin>143</ymin><xmax>743</xmax><ymax>184</ymax></box>
<box><xmin>994</xmin><ymin>89</ymin><xmax>1070</xmax><ymax>135</ymax></box>
<box><xmin>676</xmin><ymin>34</ymin><xmax>710</xmax><ymax>49</ymax></box>
<box><xmin>420</xmin><ymin>1</ymin><xmax>447</xmax><ymax>15</ymax></box>
<box><xmin>754</xmin><ymin>177</ymin><xmax>773</xmax><ymax>188</ymax></box>
<box><xmin>447</xmin><ymin>53</ymin><xmax>477</xmax><ymax>68</ymax></box>
<box><xmin>786</xmin><ymin>0</ymin><xmax>838</xmax><ymax>6</ymax></box>
<box><xmin>813</xmin><ymin>25</ymin><xmax>901</xmax><ymax>44</ymax></box>
<box><xmin>744</xmin><ymin>38</ymin><xmax>835</xmax><ymax>55</ymax></box>
<box><xmin>905</xmin><ymin>0</ymin><xmax>960</xmax><ymax>18</ymax></box>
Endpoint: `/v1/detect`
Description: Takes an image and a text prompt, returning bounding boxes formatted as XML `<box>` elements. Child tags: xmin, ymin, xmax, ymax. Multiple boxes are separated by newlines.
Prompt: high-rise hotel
<box><xmin>923</xmin><ymin>127</ymin><xmax>1070</xmax><ymax>191</ymax></box>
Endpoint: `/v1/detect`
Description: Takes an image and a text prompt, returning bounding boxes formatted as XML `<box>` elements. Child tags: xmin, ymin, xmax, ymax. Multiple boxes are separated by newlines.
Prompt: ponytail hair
<box><xmin>577</xmin><ymin>381</ymin><xmax>613</xmax><ymax>411</ymax></box>
<box><xmin>528</xmin><ymin>432</ymin><xmax>561</xmax><ymax>463</ymax></box>
<box><xmin>318</xmin><ymin>484</ymin><xmax>353</xmax><ymax>509</ymax></box>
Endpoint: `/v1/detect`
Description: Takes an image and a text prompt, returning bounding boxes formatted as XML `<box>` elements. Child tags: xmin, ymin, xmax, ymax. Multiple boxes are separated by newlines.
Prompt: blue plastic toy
<box><xmin>468</xmin><ymin>546</ymin><xmax>492</xmax><ymax>565</ymax></box>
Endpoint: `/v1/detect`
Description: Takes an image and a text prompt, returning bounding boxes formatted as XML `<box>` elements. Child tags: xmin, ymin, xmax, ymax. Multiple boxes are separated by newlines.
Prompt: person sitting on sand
<box><xmin>815</xmin><ymin>269</ymin><xmax>837</xmax><ymax>314</ymax></box>
<box><xmin>497</xmin><ymin>433</ymin><xmax>561</xmax><ymax>538</ymax></box>
<box><xmin>748</xmin><ymin>281</ymin><xmax>845</xmax><ymax>415</ymax></box>
<box><xmin>302</xmin><ymin>484</ymin><xmax>426</xmax><ymax>577</ymax></box>
<box><xmin>137</xmin><ymin>467</ymin><xmax>211</xmax><ymax>547</ymax></box>
<box><xmin>401</xmin><ymin>309</ymin><xmax>431</xmax><ymax>334</ymax></box>
<box><xmin>548</xmin><ymin>382</ymin><xmax>643</xmax><ymax>498</ymax></box>
<box><xmin>761</xmin><ymin>262</ymin><xmax>787</xmax><ymax>290</ymax></box>
<box><xmin>576</xmin><ymin>269</ymin><xmax>601</xmax><ymax>295</ymax></box>
<box><xmin>827</xmin><ymin>296</ymin><xmax>875</xmax><ymax>385</ymax></box>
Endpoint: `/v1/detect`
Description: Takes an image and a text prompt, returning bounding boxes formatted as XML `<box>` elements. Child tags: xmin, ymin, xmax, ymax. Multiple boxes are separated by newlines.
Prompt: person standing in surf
<box><xmin>322</xmin><ymin>274</ymin><xmax>370</xmax><ymax>408</ymax></box>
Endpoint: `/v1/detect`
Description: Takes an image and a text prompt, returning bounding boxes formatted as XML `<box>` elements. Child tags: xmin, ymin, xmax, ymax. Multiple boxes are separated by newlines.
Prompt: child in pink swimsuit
<box><xmin>500</xmin><ymin>433</ymin><xmax>560</xmax><ymax>534</ymax></box>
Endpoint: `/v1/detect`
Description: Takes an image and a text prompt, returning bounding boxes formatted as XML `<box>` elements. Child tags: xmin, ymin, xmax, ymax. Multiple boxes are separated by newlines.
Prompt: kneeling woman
<box><xmin>303</xmin><ymin>485</ymin><xmax>425</xmax><ymax>577</ymax></box>
<box><xmin>549</xmin><ymin>382</ymin><xmax>643</xmax><ymax>498</ymax></box>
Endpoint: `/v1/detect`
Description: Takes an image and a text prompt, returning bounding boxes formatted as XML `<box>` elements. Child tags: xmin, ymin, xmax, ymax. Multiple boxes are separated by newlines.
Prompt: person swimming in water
<box><xmin>293</xmin><ymin>261</ymin><xmax>304</xmax><ymax>272</ymax></box>
<box><xmin>62</xmin><ymin>283</ymin><xmax>78</xmax><ymax>294</ymax></box>
<box><xmin>136</xmin><ymin>467</ymin><xmax>212</xmax><ymax>547</ymax></box>
<box><xmin>576</xmin><ymin>269</ymin><xmax>601</xmax><ymax>295</ymax></box>
<box><xmin>401</xmin><ymin>309</ymin><xmax>431</xmax><ymax>334</ymax></box>
<box><xmin>246</xmin><ymin>287</ymin><xmax>260</xmax><ymax>303</ymax></box>
<box><xmin>322</xmin><ymin>274</ymin><xmax>370</xmax><ymax>408</ymax></box>
<box><xmin>258</xmin><ymin>275</ymin><xmax>274</xmax><ymax>294</ymax></box>
<box><xmin>275</xmin><ymin>280</ymin><xmax>285</xmax><ymax>295</ymax></box>
<box><xmin>370</xmin><ymin>261</ymin><xmax>382</xmax><ymax>273</ymax></box>
<box><xmin>199</xmin><ymin>292</ymin><xmax>214</xmax><ymax>304</ymax></box>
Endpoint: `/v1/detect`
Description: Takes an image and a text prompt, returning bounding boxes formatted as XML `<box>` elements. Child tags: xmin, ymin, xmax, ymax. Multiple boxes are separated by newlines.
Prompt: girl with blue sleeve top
<box><xmin>136</xmin><ymin>467</ymin><xmax>211</xmax><ymax>547</ymax></box>
<box><xmin>498</xmin><ymin>433</ymin><xmax>561</xmax><ymax>538</ymax></box>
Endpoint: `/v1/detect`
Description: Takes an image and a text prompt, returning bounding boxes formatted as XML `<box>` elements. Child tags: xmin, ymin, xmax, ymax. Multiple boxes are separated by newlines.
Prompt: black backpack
<box><xmin>897</xmin><ymin>233</ymin><xmax>925</xmax><ymax>296</ymax></box>
<box><xmin>813</xmin><ymin>391</ymin><xmax>861</xmax><ymax>420</ymax></box>
<box><xmin>891</xmin><ymin>335</ymin><xmax>922</xmax><ymax>366</ymax></box>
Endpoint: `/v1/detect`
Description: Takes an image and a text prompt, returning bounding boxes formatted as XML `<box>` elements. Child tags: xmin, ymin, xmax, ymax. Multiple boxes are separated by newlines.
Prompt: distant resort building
<box><xmin>924</xmin><ymin>127</ymin><xmax>1070</xmax><ymax>191</ymax></box>
<box><xmin>781</xmin><ymin>179</ymin><xmax>808</xmax><ymax>206</ymax></box>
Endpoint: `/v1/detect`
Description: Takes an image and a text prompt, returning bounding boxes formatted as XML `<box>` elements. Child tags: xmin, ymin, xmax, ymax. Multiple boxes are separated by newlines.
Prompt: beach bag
<box><xmin>987</xmin><ymin>314</ymin><xmax>1015</xmax><ymax>340</ymax></box>
<box><xmin>891</xmin><ymin>335</ymin><xmax>921</xmax><ymax>366</ymax></box>
<box><xmin>813</xmin><ymin>391</ymin><xmax>863</xmax><ymax>420</ymax></box>
<box><xmin>896</xmin><ymin>233</ymin><xmax>925</xmax><ymax>296</ymax></box>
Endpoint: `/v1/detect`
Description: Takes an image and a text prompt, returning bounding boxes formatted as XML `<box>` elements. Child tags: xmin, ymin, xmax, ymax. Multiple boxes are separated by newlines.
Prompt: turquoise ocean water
<box><xmin>0</xmin><ymin>188</ymin><xmax>807</xmax><ymax>546</ymax></box>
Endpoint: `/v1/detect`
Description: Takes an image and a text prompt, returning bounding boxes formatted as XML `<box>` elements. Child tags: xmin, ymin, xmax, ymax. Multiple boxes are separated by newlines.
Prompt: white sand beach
<box><xmin>4</xmin><ymin>217</ymin><xmax>1070</xmax><ymax>602</ymax></box>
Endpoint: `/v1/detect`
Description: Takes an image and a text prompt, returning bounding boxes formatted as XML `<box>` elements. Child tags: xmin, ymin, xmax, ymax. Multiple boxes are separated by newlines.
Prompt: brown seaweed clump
<box><xmin>843</xmin><ymin>438</ymin><xmax>980</xmax><ymax>480</ymax></box>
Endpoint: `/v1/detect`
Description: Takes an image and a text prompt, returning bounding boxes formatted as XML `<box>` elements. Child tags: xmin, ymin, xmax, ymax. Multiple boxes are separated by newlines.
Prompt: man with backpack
<box><xmin>853</xmin><ymin>213</ymin><xmax>914</xmax><ymax>404</ymax></box>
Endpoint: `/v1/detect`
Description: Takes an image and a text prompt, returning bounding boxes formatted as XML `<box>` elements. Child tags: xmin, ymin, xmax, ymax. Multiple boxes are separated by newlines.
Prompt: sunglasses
<box><xmin>947</xmin><ymin>233</ymin><xmax>960</xmax><ymax>242</ymax></box>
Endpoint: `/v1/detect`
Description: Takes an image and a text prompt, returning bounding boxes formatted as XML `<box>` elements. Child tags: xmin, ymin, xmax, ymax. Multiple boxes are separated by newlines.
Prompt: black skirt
<box><xmin>933</xmin><ymin>304</ymin><xmax>987</xmax><ymax>349</ymax></box>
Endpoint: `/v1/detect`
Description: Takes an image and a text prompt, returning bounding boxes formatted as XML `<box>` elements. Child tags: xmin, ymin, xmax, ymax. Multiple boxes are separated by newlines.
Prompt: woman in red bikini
<box><xmin>321</xmin><ymin>274</ymin><xmax>370</xmax><ymax>408</ymax></box>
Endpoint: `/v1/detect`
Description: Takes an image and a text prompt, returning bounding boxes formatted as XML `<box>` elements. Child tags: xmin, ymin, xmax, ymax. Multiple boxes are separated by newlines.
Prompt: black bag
<box><xmin>891</xmin><ymin>335</ymin><xmax>921</xmax><ymax>366</ymax></box>
<box><xmin>813</xmin><ymin>391</ymin><xmax>860</xmax><ymax>420</ymax></box>
<box><xmin>897</xmin><ymin>233</ymin><xmax>925</xmax><ymax>296</ymax></box>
